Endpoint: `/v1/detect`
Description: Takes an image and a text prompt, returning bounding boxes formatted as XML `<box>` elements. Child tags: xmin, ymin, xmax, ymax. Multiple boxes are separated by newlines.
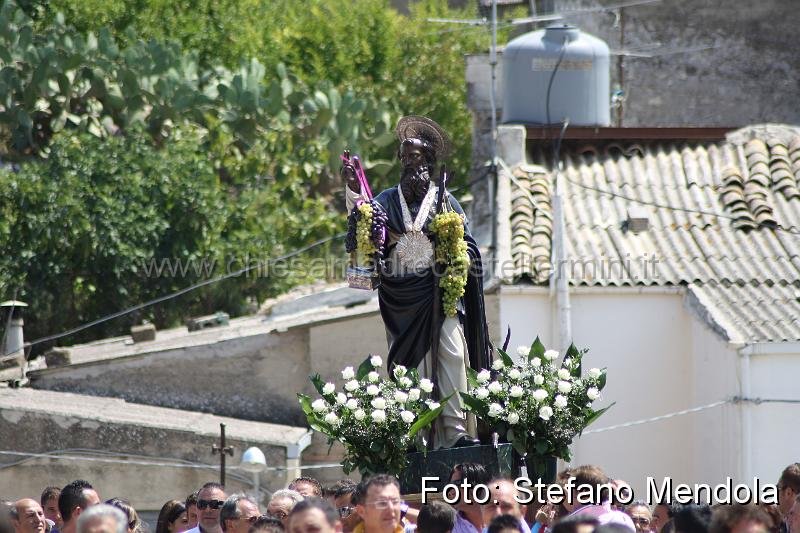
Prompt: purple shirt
<box><xmin>567</xmin><ymin>503</ymin><xmax>635</xmax><ymax>531</ymax></box>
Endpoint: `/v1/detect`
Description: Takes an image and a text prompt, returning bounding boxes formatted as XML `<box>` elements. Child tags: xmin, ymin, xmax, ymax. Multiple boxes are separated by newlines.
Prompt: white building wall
<box><xmin>742</xmin><ymin>343</ymin><xmax>800</xmax><ymax>483</ymax></box>
<box><xmin>499</xmin><ymin>286</ymin><xmax>746</xmax><ymax>499</ymax></box>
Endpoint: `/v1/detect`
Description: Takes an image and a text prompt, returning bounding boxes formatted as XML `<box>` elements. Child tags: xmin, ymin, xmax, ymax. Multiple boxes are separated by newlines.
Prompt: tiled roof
<box><xmin>501</xmin><ymin>124</ymin><xmax>800</xmax><ymax>342</ymax></box>
<box><xmin>687</xmin><ymin>282</ymin><xmax>800</xmax><ymax>343</ymax></box>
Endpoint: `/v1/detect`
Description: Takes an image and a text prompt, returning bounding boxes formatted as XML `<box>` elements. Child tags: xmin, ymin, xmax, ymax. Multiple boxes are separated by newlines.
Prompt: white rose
<box><xmin>408</xmin><ymin>388</ymin><xmax>421</xmax><ymax>401</ymax></box>
<box><xmin>475</xmin><ymin>387</ymin><xmax>490</xmax><ymax>400</ymax></box>
<box><xmin>544</xmin><ymin>349</ymin><xmax>559</xmax><ymax>361</ymax></box>
<box><xmin>344</xmin><ymin>380</ymin><xmax>359</xmax><ymax>392</ymax></box>
<box><xmin>558</xmin><ymin>368</ymin><xmax>571</xmax><ymax>380</ymax></box>
<box><xmin>400</xmin><ymin>410</ymin><xmax>415</xmax><ymax>424</ymax></box>
<box><xmin>534</xmin><ymin>374</ymin><xmax>544</xmax><ymax>385</ymax></box>
<box><xmin>341</xmin><ymin>366</ymin><xmax>355</xmax><ymax>380</ymax></box>
<box><xmin>354</xmin><ymin>409</ymin><xmax>366</xmax><ymax>421</ymax></box>
<box><xmin>368</xmin><ymin>371</ymin><xmax>380</xmax><ymax>383</ymax></box>
<box><xmin>346</xmin><ymin>398</ymin><xmax>358</xmax><ymax>410</ymax></box>
<box><xmin>587</xmin><ymin>387</ymin><xmax>599</xmax><ymax>400</ymax></box>
<box><xmin>371</xmin><ymin>397</ymin><xmax>387</xmax><ymax>410</ymax></box>
<box><xmin>336</xmin><ymin>393</ymin><xmax>347</xmax><ymax>405</ymax></box>
<box><xmin>554</xmin><ymin>395</ymin><xmax>568</xmax><ymax>409</ymax></box>
<box><xmin>539</xmin><ymin>405</ymin><xmax>554</xmax><ymax>420</ymax></box>
<box><xmin>558</xmin><ymin>380</ymin><xmax>572</xmax><ymax>393</ymax></box>
<box><xmin>492</xmin><ymin>359</ymin><xmax>505</xmax><ymax>370</ymax></box>
<box><xmin>488</xmin><ymin>381</ymin><xmax>503</xmax><ymax>394</ymax></box>
<box><xmin>507</xmin><ymin>412</ymin><xmax>520</xmax><ymax>424</ymax></box>
<box><xmin>419</xmin><ymin>379</ymin><xmax>434</xmax><ymax>393</ymax></box>
<box><xmin>370</xmin><ymin>355</ymin><xmax>383</xmax><ymax>367</ymax></box>
<box><xmin>531</xmin><ymin>357</ymin><xmax>541</xmax><ymax>368</ymax></box>
<box><xmin>488</xmin><ymin>403</ymin><xmax>503</xmax><ymax>417</ymax></box>
<box><xmin>509</xmin><ymin>385</ymin><xmax>524</xmax><ymax>398</ymax></box>
<box><xmin>366</xmin><ymin>384</ymin><xmax>380</xmax><ymax>396</ymax></box>
<box><xmin>476</xmin><ymin>369</ymin><xmax>491</xmax><ymax>384</ymax></box>
<box><xmin>324</xmin><ymin>412</ymin><xmax>339</xmax><ymax>425</ymax></box>
<box><xmin>517</xmin><ymin>345</ymin><xmax>529</xmax><ymax>357</ymax></box>
<box><xmin>532</xmin><ymin>389</ymin><xmax>548</xmax><ymax>401</ymax></box>
<box><xmin>311</xmin><ymin>399</ymin><xmax>327</xmax><ymax>412</ymax></box>
<box><xmin>371</xmin><ymin>409</ymin><xmax>386</xmax><ymax>423</ymax></box>
<box><xmin>426</xmin><ymin>401</ymin><xmax>441</xmax><ymax>410</ymax></box>
<box><xmin>588</xmin><ymin>368</ymin><xmax>602</xmax><ymax>379</ymax></box>
<box><xmin>322</xmin><ymin>382</ymin><xmax>336</xmax><ymax>395</ymax></box>
<box><xmin>393</xmin><ymin>365</ymin><xmax>407</xmax><ymax>378</ymax></box>
<box><xmin>394</xmin><ymin>390</ymin><xmax>409</xmax><ymax>404</ymax></box>
<box><xmin>508</xmin><ymin>368</ymin><xmax>522</xmax><ymax>380</ymax></box>
<box><xmin>399</xmin><ymin>376</ymin><xmax>413</xmax><ymax>388</ymax></box>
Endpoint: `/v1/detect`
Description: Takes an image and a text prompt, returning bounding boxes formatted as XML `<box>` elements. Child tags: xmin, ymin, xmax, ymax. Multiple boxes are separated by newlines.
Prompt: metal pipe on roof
<box><xmin>552</xmin><ymin>168</ymin><xmax>573</xmax><ymax>353</ymax></box>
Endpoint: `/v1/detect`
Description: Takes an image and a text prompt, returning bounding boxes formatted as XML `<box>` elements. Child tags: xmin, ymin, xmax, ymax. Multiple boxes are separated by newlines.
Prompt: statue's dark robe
<box><xmin>372</xmin><ymin>186</ymin><xmax>492</xmax><ymax>374</ymax></box>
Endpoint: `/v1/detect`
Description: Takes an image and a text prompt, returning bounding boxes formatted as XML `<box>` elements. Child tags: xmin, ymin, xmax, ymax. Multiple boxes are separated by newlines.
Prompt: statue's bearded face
<box><xmin>399</xmin><ymin>142</ymin><xmax>434</xmax><ymax>201</ymax></box>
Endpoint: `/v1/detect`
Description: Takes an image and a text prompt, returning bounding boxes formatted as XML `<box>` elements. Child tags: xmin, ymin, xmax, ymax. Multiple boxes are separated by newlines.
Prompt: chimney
<box><xmin>626</xmin><ymin>206</ymin><xmax>650</xmax><ymax>233</ymax></box>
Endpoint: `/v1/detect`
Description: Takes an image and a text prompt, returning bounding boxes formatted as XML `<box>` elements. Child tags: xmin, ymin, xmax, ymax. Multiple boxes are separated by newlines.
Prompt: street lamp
<box><xmin>240</xmin><ymin>447</ymin><xmax>267</xmax><ymax>501</ymax></box>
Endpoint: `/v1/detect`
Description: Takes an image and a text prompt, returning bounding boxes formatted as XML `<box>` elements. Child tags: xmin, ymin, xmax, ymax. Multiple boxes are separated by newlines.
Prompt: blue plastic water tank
<box><xmin>501</xmin><ymin>25</ymin><xmax>610</xmax><ymax>126</ymax></box>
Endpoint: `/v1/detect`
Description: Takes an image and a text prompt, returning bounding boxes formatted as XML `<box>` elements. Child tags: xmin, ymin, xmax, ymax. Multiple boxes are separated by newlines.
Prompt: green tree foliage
<box><xmin>0</xmin><ymin>126</ymin><xmax>339</xmax><ymax>345</ymax></box>
<box><xmin>0</xmin><ymin>0</ymin><xmax>524</xmax><ymax>347</ymax></box>
<box><xmin>21</xmin><ymin>0</ymin><xmax>513</xmax><ymax>182</ymax></box>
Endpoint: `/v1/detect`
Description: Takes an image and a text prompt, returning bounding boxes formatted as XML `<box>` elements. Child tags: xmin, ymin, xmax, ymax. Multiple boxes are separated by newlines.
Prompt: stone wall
<box><xmin>31</xmin><ymin>329</ymin><xmax>311</xmax><ymax>426</ymax></box>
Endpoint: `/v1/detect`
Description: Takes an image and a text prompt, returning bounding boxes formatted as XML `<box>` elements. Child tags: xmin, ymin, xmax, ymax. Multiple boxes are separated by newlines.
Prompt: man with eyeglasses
<box><xmin>267</xmin><ymin>490</ymin><xmax>304</xmax><ymax>529</ymax></box>
<box><xmin>354</xmin><ymin>475</ymin><xmax>405</xmax><ymax>533</ymax></box>
<box><xmin>184</xmin><ymin>483</ymin><xmax>227</xmax><ymax>533</ymax></box>
<box><xmin>333</xmin><ymin>481</ymin><xmax>360</xmax><ymax>533</ymax></box>
<box><xmin>220</xmin><ymin>494</ymin><xmax>260</xmax><ymax>533</ymax></box>
<box><xmin>625</xmin><ymin>503</ymin><xmax>653</xmax><ymax>533</ymax></box>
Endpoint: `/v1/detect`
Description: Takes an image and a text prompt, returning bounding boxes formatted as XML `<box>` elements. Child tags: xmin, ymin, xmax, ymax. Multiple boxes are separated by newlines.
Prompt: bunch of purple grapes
<box><xmin>345</xmin><ymin>208</ymin><xmax>359</xmax><ymax>253</ymax></box>
<box><xmin>370</xmin><ymin>202</ymin><xmax>388</xmax><ymax>250</ymax></box>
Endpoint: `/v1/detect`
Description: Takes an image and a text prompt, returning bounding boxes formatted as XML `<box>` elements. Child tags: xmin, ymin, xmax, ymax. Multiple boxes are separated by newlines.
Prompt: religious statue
<box><xmin>341</xmin><ymin>115</ymin><xmax>492</xmax><ymax>448</ymax></box>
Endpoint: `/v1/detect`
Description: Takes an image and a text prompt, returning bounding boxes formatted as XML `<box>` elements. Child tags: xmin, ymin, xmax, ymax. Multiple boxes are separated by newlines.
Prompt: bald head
<box><xmin>12</xmin><ymin>499</ymin><xmax>46</xmax><ymax>533</ymax></box>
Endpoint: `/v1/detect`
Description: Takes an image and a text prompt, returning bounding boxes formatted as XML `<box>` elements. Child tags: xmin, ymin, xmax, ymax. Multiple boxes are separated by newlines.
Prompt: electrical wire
<box><xmin>0</xmin><ymin>233</ymin><xmax>346</xmax><ymax>360</ymax></box>
<box><xmin>0</xmin><ymin>448</ymin><xmax>343</xmax><ymax>472</ymax></box>
<box><xmin>582</xmin><ymin>399</ymin><xmax>730</xmax><ymax>435</ymax></box>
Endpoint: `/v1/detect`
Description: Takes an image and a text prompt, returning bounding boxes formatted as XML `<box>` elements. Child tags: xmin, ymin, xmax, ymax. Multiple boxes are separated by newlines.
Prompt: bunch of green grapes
<box><xmin>431</xmin><ymin>212</ymin><xmax>469</xmax><ymax>316</ymax></box>
<box><xmin>356</xmin><ymin>202</ymin><xmax>377</xmax><ymax>257</ymax></box>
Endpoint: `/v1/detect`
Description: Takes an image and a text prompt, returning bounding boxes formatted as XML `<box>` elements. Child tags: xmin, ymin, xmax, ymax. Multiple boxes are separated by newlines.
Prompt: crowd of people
<box><xmin>2</xmin><ymin>463</ymin><xmax>798</xmax><ymax>533</ymax></box>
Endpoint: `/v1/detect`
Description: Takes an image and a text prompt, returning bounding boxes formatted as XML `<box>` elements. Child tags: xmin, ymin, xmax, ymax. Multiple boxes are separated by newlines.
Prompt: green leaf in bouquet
<box><xmin>534</xmin><ymin>440</ymin><xmax>551</xmax><ymax>455</ymax></box>
<box><xmin>496</xmin><ymin>348</ymin><xmax>514</xmax><ymax>368</ymax></box>
<box><xmin>465</xmin><ymin>367</ymin><xmax>480</xmax><ymax>388</ymax></box>
<box><xmin>459</xmin><ymin>392</ymin><xmax>486</xmax><ymax>415</ymax></box>
<box><xmin>310</xmin><ymin>374</ymin><xmax>326</xmax><ymax>396</ymax></box>
<box><xmin>298</xmin><ymin>394</ymin><xmax>315</xmax><ymax>416</ymax></box>
<box><xmin>369</xmin><ymin>440</ymin><xmax>384</xmax><ymax>453</ymax></box>
<box><xmin>407</xmin><ymin>367</ymin><xmax>420</xmax><ymax>382</ymax></box>
<box><xmin>356</xmin><ymin>356</ymin><xmax>374</xmax><ymax>381</ymax></box>
<box><xmin>408</xmin><ymin>394</ymin><xmax>452</xmax><ymax>438</ymax></box>
<box><xmin>597</xmin><ymin>368</ymin><xmax>608</xmax><ymax>390</ymax></box>
<box><xmin>530</xmin><ymin>337</ymin><xmax>546</xmax><ymax>360</ymax></box>
<box><xmin>581</xmin><ymin>402</ymin><xmax>615</xmax><ymax>432</ymax></box>
<box><xmin>566</xmin><ymin>344</ymin><xmax>582</xmax><ymax>377</ymax></box>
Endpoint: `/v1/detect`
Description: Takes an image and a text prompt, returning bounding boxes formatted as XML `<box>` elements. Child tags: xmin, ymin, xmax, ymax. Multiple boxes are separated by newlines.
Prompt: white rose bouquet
<box><xmin>461</xmin><ymin>337</ymin><xmax>611</xmax><ymax>468</ymax></box>
<box><xmin>298</xmin><ymin>355</ymin><xmax>447</xmax><ymax>476</ymax></box>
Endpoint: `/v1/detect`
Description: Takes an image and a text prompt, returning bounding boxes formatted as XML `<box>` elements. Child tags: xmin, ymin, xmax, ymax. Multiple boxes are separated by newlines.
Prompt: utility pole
<box><xmin>211</xmin><ymin>423</ymin><xmax>234</xmax><ymax>486</ymax></box>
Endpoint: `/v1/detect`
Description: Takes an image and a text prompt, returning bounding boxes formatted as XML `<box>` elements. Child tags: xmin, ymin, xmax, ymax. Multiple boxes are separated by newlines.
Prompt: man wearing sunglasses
<box><xmin>184</xmin><ymin>483</ymin><xmax>227</xmax><ymax>533</ymax></box>
<box><xmin>220</xmin><ymin>495</ymin><xmax>260</xmax><ymax>533</ymax></box>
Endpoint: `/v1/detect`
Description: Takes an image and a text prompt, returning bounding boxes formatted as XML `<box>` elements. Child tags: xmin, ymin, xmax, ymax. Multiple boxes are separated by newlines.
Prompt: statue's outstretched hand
<box><xmin>341</xmin><ymin>150</ymin><xmax>361</xmax><ymax>193</ymax></box>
